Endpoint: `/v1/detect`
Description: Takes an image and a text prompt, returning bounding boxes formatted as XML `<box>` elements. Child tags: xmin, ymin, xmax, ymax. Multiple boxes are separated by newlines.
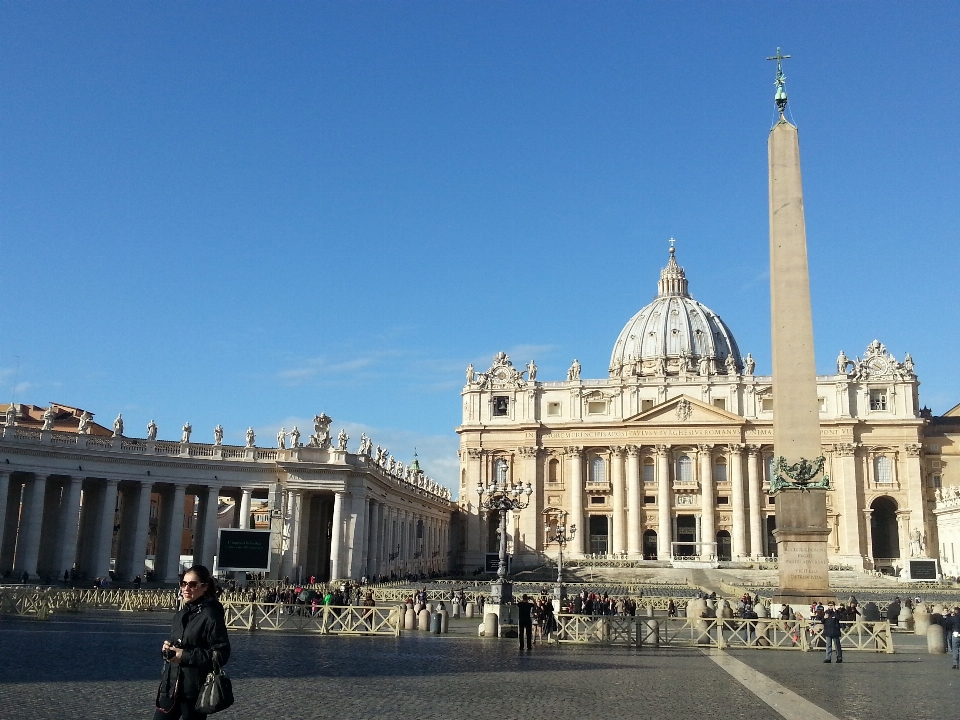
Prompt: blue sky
<box><xmin>3</xmin><ymin>2</ymin><xmax>958</xmax><ymax>493</ymax></box>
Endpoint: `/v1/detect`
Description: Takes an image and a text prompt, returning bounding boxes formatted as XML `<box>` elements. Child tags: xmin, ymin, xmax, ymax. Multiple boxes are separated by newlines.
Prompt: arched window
<box><xmin>875</xmin><ymin>455</ymin><xmax>892</xmax><ymax>484</ymax></box>
<box><xmin>590</xmin><ymin>457</ymin><xmax>606</xmax><ymax>484</ymax></box>
<box><xmin>642</xmin><ymin>457</ymin><xmax>655</xmax><ymax>484</ymax></box>
<box><xmin>494</xmin><ymin>458</ymin><xmax>508</xmax><ymax>485</ymax></box>
<box><xmin>548</xmin><ymin>458</ymin><xmax>560</xmax><ymax>483</ymax></box>
<box><xmin>714</xmin><ymin>456</ymin><xmax>727</xmax><ymax>483</ymax></box>
<box><xmin>677</xmin><ymin>455</ymin><xmax>693</xmax><ymax>482</ymax></box>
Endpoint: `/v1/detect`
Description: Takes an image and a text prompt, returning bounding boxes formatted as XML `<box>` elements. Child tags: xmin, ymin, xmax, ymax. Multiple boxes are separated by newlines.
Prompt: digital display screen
<box><xmin>217</xmin><ymin>529</ymin><xmax>272</xmax><ymax>572</ymax></box>
<box><xmin>910</xmin><ymin>559</ymin><xmax>938</xmax><ymax>580</ymax></box>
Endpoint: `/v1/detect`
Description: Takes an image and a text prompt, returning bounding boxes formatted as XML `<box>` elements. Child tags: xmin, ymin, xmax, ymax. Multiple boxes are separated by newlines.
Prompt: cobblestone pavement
<box><xmin>0</xmin><ymin>612</ymin><xmax>953</xmax><ymax>720</ymax></box>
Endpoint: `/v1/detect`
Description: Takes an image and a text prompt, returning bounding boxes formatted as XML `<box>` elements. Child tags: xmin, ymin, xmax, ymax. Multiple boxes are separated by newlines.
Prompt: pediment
<box><xmin>624</xmin><ymin>394</ymin><xmax>745</xmax><ymax>425</ymax></box>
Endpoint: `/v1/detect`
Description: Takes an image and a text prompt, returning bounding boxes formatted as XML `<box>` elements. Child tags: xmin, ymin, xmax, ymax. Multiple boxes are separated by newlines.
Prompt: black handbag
<box><xmin>195</xmin><ymin>655</ymin><xmax>234</xmax><ymax>714</ymax></box>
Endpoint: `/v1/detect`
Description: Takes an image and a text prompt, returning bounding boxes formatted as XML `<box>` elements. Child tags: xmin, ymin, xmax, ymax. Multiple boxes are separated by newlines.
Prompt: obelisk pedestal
<box><xmin>765</xmin><ymin>50</ymin><xmax>833</xmax><ymax>607</ymax></box>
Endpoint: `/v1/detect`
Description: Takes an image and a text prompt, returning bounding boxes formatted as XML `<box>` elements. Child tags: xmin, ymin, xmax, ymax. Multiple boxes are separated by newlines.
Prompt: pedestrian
<box><xmin>946</xmin><ymin>607</ymin><xmax>960</xmax><ymax>669</ymax></box>
<box><xmin>887</xmin><ymin>596</ymin><xmax>901</xmax><ymax>627</ymax></box>
<box><xmin>517</xmin><ymin>594</ymin><xmax>534</xmax><ymax>651</ymax></box>
<box><xmin>155</xmin><ymin>565</ymin><xmax>231</xmax><ymax>719</ymax></box>
<box><xmin>822</xmin><ymin>604</ymin><xmax>842</xmax><ymax>664</ymax></box>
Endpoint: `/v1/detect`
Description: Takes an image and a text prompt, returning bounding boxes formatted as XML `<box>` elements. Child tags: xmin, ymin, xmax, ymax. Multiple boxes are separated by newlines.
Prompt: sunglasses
<box><xmin>180</xmin><ymin>580</ymin><xmax>206</xmax><ymax>589</ymax></box>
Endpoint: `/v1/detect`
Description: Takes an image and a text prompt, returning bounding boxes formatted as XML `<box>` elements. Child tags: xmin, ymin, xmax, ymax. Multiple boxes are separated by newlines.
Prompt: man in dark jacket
<box><xmin>945</xmin><ymin>607</ymin><xmax>960</xmax><ymax>668</ymax></box>
<box><xmin>822</xmin><ymin>605</ymin><xmax>842</xmax><ymax>664</ymax></box>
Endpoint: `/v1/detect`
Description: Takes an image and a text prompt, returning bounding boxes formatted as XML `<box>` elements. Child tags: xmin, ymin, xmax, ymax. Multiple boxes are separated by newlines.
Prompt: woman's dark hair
<box><xmin>182</xmin><ymin>565</ymin><xmax>220</xmax><ymax>599</ymax></box>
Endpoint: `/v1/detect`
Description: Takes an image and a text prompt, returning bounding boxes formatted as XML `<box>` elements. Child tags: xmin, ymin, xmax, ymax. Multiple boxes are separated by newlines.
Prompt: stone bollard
<box><xmin>404</xmin><ymin>607</ymin><xmax>416</xmax><ymax>631</ymax></box>
<box><xmin>685</xmin><ymin>599</ymin><xmax>706</xmax><ymax>619</ymax></box>
<box><xmin>933</xmin><ymin>603</ymin><xmax>946</xmax><ymax>616</ymax></box>
<box><xmin>426</xmin><ymin>602</ymin><xmax>434</xmax><ymax>613</ymax></box>
<box><xmin>862</xmin><ymin>602</ymin><xmax>881</xmax><ymax>622</ymax></box>
<box><xmin>755</xmin><ymin>603</ymin><xmax>769</xmax><ymax>619</ymax></box>
<box><xmin>440</xmin><ymin>607</ymin><xmax>450</xmax><ymax>633</ymax></box>
<box><xmin>418</xmin><ymin>608</ymin><xmax>430</xmax><ymax>631</ymax></box>
<box><xmin>900</xmin><ymin>606</ymin><xmax>914</xmax><ymax>631</ymax></box>
<box><xmin>451</xmin><ymin>602</ymin><xmax>461</xmax><ymax>618</ymax></box>
<box><xmin>928</xmin><ymin>623</ymin><xmax>946</xmax><ymax>654</ymax></box>
<box><xmin>645</xmin><ymin>605</ymin><xmax>654</xmax><ymax>618</ymax></box>
<box><xmin>465</xmin><ymin>601</ymin><xmax>476</xmax><ymax>619</ymax></box>
<box><xmin>914</xmin><ymin>607</ymin><xmax>931</xmax><ymax>636</ymax></box>
<box><xmin>484</xmin><ymin>612</ymin><xmax>499</xmax><ymax>638</ymax></box>
<box><xmin>640</xmin><ymin>619</ymin><xmax>659</xmax><ymax>647</ymax></box>
<box><xmin>430</xmin><ymin>612</ymin><xmax>442</xmax><ymax>634</ymax></box>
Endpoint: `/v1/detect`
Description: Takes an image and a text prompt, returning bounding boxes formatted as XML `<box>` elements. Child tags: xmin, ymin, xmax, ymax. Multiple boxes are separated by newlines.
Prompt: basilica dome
<box><xmin>609</xmin><ymin>246</ymin><xmax>742</xmax><ymax>378</ymax></box>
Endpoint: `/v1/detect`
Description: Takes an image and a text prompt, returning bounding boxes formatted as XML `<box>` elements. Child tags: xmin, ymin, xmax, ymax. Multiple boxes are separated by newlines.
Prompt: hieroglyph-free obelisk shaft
<box><xmin>766</xmin><ymin>50</ymin><xmax>832</xmax><ymax>604</ymax></box>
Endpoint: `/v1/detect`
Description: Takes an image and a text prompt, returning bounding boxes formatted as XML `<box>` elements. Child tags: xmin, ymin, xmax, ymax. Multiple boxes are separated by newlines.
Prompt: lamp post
<box><xmin>477</xmin><ymin>478</ymin><xmax>533</xmax><ymax>606</ymax></box>
<box><xmin>544</xmin><ymin>511</ymin><xmax>576</xmax><ymax>601</ymax></box>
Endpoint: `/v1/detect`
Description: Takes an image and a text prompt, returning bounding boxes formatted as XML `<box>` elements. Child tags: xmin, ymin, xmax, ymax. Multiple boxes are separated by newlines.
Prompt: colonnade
<box><xmin>557</xmin><ymin>444</ymin><xmax>768</xmax><ymax>560</ymax></box>
<box><xmin>0</xmin><ymin>470</ymin><xmax>221</xmax><ymax>583</ymax></box>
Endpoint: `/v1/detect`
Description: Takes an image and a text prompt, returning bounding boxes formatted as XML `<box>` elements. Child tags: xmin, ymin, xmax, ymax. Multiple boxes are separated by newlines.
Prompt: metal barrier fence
<box><xmin>221</xmin><ymin>602</ymin><xmax>401</xmax><ymax>636</ymax></box>
<box><xmin>552</xmin><ymin>615</ymin><xmax>894</xmax><ymax>653</ymax></box>
<box><xmin>0</xmin><ymin>588</ymin><xmax>179</xmax><ymax>619</ymax></box>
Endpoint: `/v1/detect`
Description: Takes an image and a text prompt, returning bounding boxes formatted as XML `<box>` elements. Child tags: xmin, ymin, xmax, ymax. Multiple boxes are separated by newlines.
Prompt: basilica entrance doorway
<box><xmin>716</xmin><ymin>530</ymin><xmax>731</xmax><ymax>561</ymax></box>
<box><xmin>643</xmin><ymin>530</ymin><xmax>657</xmax><ymax>560</ymax></box>
<box><xmin>870</xmin><ymin>496</ymin><xmax>900</xmax><ymax>560</ymax></box>
<box><xmin>675</xmin><ymin>515</ymin><xmax>696</xmax><ymax>557</ymax></box>
<box><xmin>589</xmin><ymin>515</ymin><xmax>608</xmax><ymax>555</ymax></box>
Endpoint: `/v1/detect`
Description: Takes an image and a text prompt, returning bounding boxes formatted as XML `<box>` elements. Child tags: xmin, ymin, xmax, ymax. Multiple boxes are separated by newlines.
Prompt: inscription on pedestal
<box><xmin>779</xmin><ymin>542</ymin><xmax>829</xmax><ymax>589</ymax></box>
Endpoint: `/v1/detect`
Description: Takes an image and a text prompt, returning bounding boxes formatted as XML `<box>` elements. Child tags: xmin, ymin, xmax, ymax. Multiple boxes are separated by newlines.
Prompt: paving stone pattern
<box><xmin>0</xmin><ymin>611</ymin><xmax>954</xmax><ymax>719</ymax></box>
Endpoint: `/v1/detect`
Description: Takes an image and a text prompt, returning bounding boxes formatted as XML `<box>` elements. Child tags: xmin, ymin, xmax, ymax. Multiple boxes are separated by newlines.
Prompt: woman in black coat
<box><xmin>155</xmin><ymin>565</ymin><xmax>231</xmax><ymax>719</ymax></box>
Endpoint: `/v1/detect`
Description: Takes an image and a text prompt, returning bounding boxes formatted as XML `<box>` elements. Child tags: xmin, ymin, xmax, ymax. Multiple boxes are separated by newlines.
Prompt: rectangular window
<box><xmin>492</xmin><ymin>396</ymin><xmax>509</xmax><ymax>417</ymax></box>
<box><xmin>546</xmin><ymin>402</ymin><xmax>561</xmax><ymax>417</ymax></box>
<box><xmin>768</xmin><ymin>496</ymin><xmax>776</xmax><ymax>505</ymax></box>
<box><xmin>590</xmin><ymin>495</ymin><xmax>606</xmax><ymax>505</ymax></box>
<box><xmin>717</xmin><ymin>496</ymin><xmax>729</xmax><ymax>505</ymax></box>
<box><xmin>587</xmin><ymin>401</ymin><xmax>606</xmax><ymax>415</ymax></box>
<box><xmin>644</xmin><ymin>495</ymin><xmax>655</xmax><ymax>504</ymax></box>
<box><xmin>761</xmin><ymin>397</ymin><xmax>773</xmax><ymax>412</ymax></box>
<box><xmin>818</xmin><ymin>397</ymin><xmax>827</xmax><ymax>412</ymax></box>
<box><xmin>934</xmin><ymin>475</ymin><xmax>942</xmax><ymax>489</ymax></box>
<box><xmin>713</xmin><ymin>398</ymin><xmax>726</xmax><ymax>410</ymax></box>
<box><xmin>642</xmin><ymin>462</ymin><xmax>655</xmax><ymax>484</ymax></box>
<box><xmin>870</xmin><ymin>390</ymin><xmax>888</xmax><ymax>411</ymax></box>
<box><xmin>641</xmin><ymin>399</ymin><xmax>654</xmax><ymax>412</ymax></box>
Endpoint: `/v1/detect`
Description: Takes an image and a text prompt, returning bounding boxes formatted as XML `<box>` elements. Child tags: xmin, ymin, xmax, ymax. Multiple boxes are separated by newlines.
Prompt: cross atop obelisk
<box><xmin>766</xmin><ymin>49</ymin><xmax>833</xmax><ymax>608</ymax></box>
<box><xmin>766</xmin><ymin>47</ymin><xmax>791</xmax><ymax>116</ymax></box>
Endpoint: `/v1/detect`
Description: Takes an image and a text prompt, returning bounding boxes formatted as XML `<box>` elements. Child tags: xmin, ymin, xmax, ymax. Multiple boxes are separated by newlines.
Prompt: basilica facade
<box><xmin>457</xmin><ymin>247</ymin><xmax>934</xmax><ymax>574</ymax></box>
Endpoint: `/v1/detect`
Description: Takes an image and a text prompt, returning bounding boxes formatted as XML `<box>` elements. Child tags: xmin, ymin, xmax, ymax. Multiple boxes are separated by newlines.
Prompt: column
<box><xmin>698</xmin><ymin>444</ymin><xmax>715</xmax><ymax>558</ymax></box>
<box><xmin>747</xmin><ymin>446</ymin><xmax>763</xmax><ymax>558</ymax></box>
<box><xmin>239</xmin><ymin>489</ymin><xmax>252</xmax><ymax>529</ymax></box>
<box><xmin>656</xmin><ymin>446</ymin><xmax>671</xmax><ymax>560</ymax></box>
<box><xmin>862</xmin><ymin>509</ymin><xmax>875</xmax><ymax>568</ymax></box>
<box><xmin>465</xmin><ymin>449</ymin><xmax>483</xmax><ymax>566</ymax></box>
<box><xmin>126</xmin><ymin>481</ymin><xmax>153</xmax><ymax>580</ymax></box>
<box><xmin>729</xmin><ymin>445</ymin><xmax>747</xmax><ymax>560</ymax></box>
<box><xmin>13</xmin><ymin>475</ymin><xmax>46</xmax><ymax>578</ymax></box>
<box><xmin>196</xmin><ymin>485</ymin><xmax>222</xmax><ymax>570</ymax></box>
<box><xmin>93</xmin><ymin>479</ymin><xmax>120</xmax><ymax>579</ymax></box>
<box><xmin>566</xmin><ymin>447</ymin><xmax>584</xmax><ymax>555</ymax></box>
<box><xmin>611</xmin><ymin>447</ymin><xmax>626</xmax><ymax>555</ymax></box>
<box><xmin>517</xmin><ymin>447</ymin><xmax>540</xmax><ymax>561</ymax></box>
<box><xmin>903</xmin><ymin>444</ymin><xmax>928</xmax><ymax>556</ymax></box>
<box><xmin>159</xmin><ymin>483</ymin><xmax>187</xmax><ymax>583</ymax></box>
<box><xmin>350</xmin><ymin>494</ymin><xmax>368</xmax><ymax>578</ymax></box>
<box><xmin>626</xmin><ymin>446</ymin><xmax>641</xmax><ymax>558</ymax></box>
<box><xmin>0</xmin><ymin>472</ymin><xmax>9</xmax><ymax>569</ymax></box>
<box><xmin>329</xmin><ymin>491</ymin><xmax>345</xmax><ymax>580</ymax></box>
<box><xmin>366</xmin><ymin>500</ymin><xmax>379</xmax><ymax>577</ymax></box>
<box><xmin>833</xmin><ymin>443</ymin><xmax>864</xmax><ymax>565</ymax></box>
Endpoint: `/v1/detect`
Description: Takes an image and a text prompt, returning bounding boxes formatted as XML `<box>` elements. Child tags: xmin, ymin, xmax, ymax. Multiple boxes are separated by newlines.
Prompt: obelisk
<box><xmin>766</xmin><ymin>49</ymin><xmax>832</xmax><ymax>606</ymax></box>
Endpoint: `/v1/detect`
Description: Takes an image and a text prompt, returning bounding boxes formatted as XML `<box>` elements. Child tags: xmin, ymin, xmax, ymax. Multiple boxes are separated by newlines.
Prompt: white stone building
<box><xmin>457</xmin><ymin>247</ymin><xmax>932</xmax><ymax>573</ymax></box>
<box><xmin>0</xmin><ymin>408</ymin><xmax>453</xmax><ymax>583</ymax></box>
